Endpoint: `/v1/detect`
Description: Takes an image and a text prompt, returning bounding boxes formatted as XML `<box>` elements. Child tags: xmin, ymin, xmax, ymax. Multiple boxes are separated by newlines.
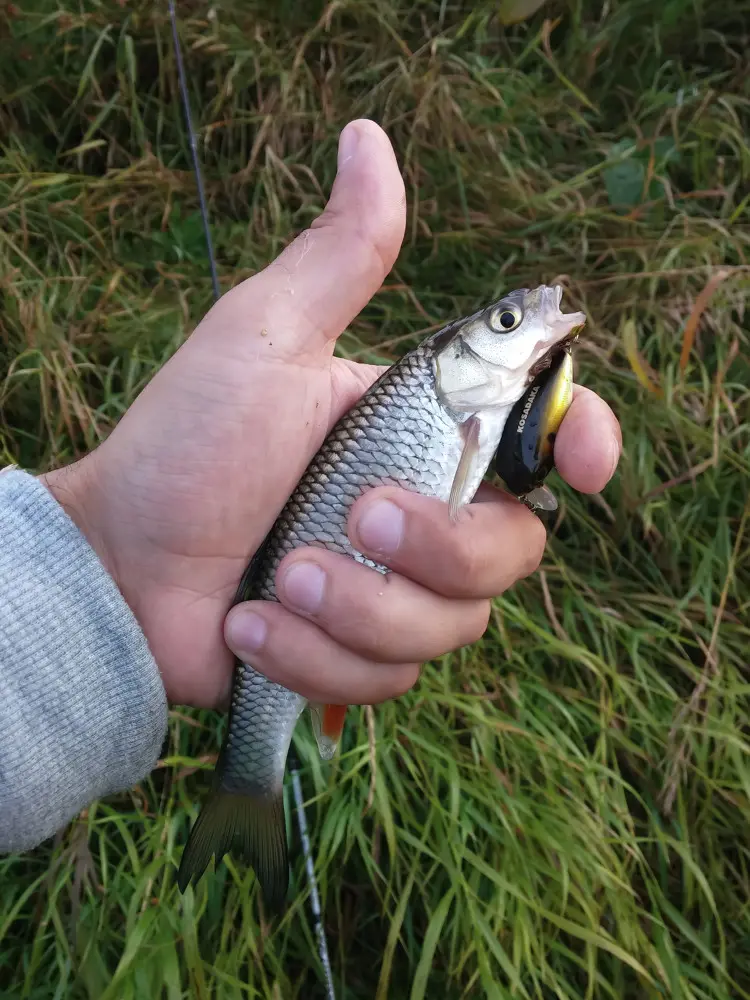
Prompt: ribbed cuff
<box><xmin>0</xmin><ymin>468</ymin><xmax>168</xmax><ymax>852</ymax></box>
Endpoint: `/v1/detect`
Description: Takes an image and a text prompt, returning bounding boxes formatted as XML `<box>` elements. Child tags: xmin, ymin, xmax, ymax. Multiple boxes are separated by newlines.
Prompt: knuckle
<box><xmin>311</xmin><ymin>212</ymin><xmax>391</xmax><ymax>278</ymax></box>
<box><xmin>388</xmin><ymin>663</ymin><xmax>422</xmax><ymax>700</ymax></box>
<box><xmin>342</xmin><ymin>608</ymin><xmax>389</xmax><ymax>659</ymax></box>
<box><xmin>459</xmin><ymin>600</ymin><xmax>491</xmax><ymax>647</ymax></box>
<box><xmin>451</xmin><ymin>531</ymin><xmax>490</xmax><ymax>595</ymax></box>
<box><xmin>346</xmin><ymin>574</ymin><xmax>405</xmax><ymax>659</ymax></box>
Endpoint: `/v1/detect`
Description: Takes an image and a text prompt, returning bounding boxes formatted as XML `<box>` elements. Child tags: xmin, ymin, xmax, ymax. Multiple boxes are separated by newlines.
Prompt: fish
<box><xmin>493</xmin><ymin>346</ymin><xmax>575</xmax><ymax>511</ymax></box>
<box><xmin>176</xmin><ymin>284</ymin><xmax>586</xmax><ymax>909</ymax></box>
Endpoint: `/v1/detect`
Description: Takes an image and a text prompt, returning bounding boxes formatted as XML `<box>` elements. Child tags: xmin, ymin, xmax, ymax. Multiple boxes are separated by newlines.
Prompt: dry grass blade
<box><xmin>1</xmin><ymin>1</ymin><xmax>749</xmax><ymax>998</ymax></box>
<box><xmin>364</xmin><ymin>704</ymin><xmax>377</xmax><ymax>816</ymax></box>
<box><xmin>679</xmin><ymin>268</ymin><xmax>732</xmax><ymax>373</ymax></box>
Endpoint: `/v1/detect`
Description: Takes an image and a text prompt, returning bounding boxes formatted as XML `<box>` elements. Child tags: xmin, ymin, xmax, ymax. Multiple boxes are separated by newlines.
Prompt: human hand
<box><xmin>44</xmin><ymin>120</ymin><xmax>621</xmax><ymax>710</ymax></box>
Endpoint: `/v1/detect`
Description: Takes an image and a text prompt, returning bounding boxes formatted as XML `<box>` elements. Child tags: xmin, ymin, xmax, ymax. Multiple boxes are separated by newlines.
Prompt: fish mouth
<box><xmin>542</xmin><ymin>285</ymin><xmax>586</xmax><ymax>344</ymax></box>
<box><xmin>525</xmin><ymin>286</ymin><xmax>584</xmax><ymax>381</ymax></box>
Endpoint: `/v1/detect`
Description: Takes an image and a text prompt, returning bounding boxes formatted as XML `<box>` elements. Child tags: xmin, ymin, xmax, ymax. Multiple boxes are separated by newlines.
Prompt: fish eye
<box><xmin>489</xmin><ymin>304</ymin><xmax>523</xmax><ymax>333</ymax></box>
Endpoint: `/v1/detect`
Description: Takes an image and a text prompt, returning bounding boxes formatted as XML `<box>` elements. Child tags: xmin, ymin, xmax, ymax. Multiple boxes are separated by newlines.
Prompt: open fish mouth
<box><xmin>543</xmin><ymin>284</ymin><xmax>586</xmax><ymax>342</ymax></box>
<box><xmin>526</xmin><ymin>286</ymin><xmax>585</xmax><ymax>380</ymax></box>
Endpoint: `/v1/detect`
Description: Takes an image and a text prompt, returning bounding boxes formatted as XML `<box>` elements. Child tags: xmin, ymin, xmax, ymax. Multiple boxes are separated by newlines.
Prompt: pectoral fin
<box><xmin>449</xmin><ymin>416</ymin><xmax>481</xmax><ymax>521</ymax></box>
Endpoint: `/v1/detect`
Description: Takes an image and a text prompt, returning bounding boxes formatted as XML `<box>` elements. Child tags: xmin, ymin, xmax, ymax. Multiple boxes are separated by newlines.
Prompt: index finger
<box><xmin>347</xmin><ymin>486</ymin><xmax>547</xmax><ymax>600</ymax></box>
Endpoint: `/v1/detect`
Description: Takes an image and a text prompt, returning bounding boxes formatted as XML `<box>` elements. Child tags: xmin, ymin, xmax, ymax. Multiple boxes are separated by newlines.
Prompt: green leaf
<box><xmin>604</xmin><ymin>156</ymin><xmax>645</xmax><ymax>208</ymax></box>
<box><xmin>409</xmin><ymin>888</ymin><xmax>455</xmax><ymax>1000</ymax></box>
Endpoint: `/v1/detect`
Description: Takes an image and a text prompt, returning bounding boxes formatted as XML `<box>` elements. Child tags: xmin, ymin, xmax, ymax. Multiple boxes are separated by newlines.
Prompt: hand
<box><xmin>43</xmin><ymin>120</ymin><xmax>621</xmax><ymax>710</ymax></box>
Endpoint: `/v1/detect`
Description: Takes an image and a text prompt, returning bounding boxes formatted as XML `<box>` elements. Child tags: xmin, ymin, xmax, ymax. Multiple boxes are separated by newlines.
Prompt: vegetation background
<box><xmin>1</xmin><ymin>0</ymin><xmax>749</xmax><ymax>997</ymax></box>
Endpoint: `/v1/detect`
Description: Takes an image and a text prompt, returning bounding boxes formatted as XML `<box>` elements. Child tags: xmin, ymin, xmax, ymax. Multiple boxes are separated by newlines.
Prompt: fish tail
<box><xmin>176</xmin><ymin>786</ymin><xmax>288</xmax><ymax>911</ymax></box>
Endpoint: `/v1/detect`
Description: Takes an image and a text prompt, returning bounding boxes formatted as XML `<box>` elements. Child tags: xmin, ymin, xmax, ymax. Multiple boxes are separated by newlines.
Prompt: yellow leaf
<box><xmin>622</xmin><ymin>318</ymin><xmax>662</xmax><ymax>396</ymax></box>
<box><xmin>27</xmin><ymin>174</ymin><xmax>71</xmax><ymax>188</ymax></box>
<box><xmin>64</xmin><ymin>139</ymin><xmax>107</xmax><ymax>156</ymax></box>
<box><xmin>498</xmin><ymin>0</ymin><xmax>548</xmax><ymax>25</ymax></box>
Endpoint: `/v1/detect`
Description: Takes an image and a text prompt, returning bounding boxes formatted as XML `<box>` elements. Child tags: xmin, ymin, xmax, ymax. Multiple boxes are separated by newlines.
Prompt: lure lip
<box><xmin>556</xmin><ymin>332</ymin><xmax>580</xmax><ymax>353</ymax></box>
<box><xmin>528</xmin><ymin>333</ymin><xmax>577</xmax><ymax>381</ymax></box>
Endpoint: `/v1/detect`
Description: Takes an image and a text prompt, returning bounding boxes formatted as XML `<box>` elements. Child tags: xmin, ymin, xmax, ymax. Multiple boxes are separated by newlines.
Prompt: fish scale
<box><xmin>177</xmin><ymin>340</ymin><xmax>467</xmax><ymax>905</ymax></box>
<box><xmin>177</xmin><ymin>284</ymin><xmax>586</xmax><ymax>909</ymax></box>
<box><xmin>238</xmin><ymin>341</ymin><xmax>461</xmax><ymax>611</ymax></box>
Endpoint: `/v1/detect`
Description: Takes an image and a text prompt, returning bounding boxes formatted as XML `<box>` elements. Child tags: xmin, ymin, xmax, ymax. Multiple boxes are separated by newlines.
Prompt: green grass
<box><xmin>2</xmin><ymin>0</ymin><xmax>750</xmax><ymax>996</ymax></box>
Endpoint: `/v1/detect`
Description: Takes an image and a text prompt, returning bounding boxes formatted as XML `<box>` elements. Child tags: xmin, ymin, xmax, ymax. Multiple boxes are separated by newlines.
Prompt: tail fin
<box><xmin>176</xmin><ymin>789</ymin><xmax>288</xmax><ymax>911</ymax></box>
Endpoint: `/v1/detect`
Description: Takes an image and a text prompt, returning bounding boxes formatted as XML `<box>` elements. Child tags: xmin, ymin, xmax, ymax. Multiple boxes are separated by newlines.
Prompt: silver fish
<box><xmin>177</xmin><ymin>284</ymin><xmax>586</xmax><ymax>908</ymax></box>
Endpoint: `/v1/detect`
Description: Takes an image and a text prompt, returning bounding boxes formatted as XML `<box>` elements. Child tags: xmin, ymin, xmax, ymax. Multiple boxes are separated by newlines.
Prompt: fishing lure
<box><xmin>493</xmin><ymin>347</ymin><xmax>575</xmax><ymax>511</ymax></box>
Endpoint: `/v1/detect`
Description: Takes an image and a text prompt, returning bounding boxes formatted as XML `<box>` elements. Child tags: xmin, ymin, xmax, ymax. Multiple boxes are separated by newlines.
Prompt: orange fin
<box><xmin>309</xmin><ymin>702</ymin><xmax>348</xmax><ymax>760</ymax></box>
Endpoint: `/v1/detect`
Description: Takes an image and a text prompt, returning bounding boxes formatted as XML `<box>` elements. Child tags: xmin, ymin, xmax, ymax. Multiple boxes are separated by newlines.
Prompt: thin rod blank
<box><xmin>291</xmin><ymin>765</ymin><xmax>336</xmax><ymax>1000</ymax></box>
<box><xmin>168</xmin><ymin>0</ymin><xmax>221</xmax><ymax>302</ymax></box>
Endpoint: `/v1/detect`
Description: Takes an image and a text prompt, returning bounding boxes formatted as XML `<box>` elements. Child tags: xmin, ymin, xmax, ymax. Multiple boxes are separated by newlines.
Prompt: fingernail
<box><xmin>337</xmin><ymin>123</ymin><xmax>360</xmax><ymax>171</ymax></box>
<box><xmin>280</xmin><ymin>561</ymin><xmax>326</xmax><ymax>614</ymax></box>
<box><xmin>608</xmin><ymin>435</ymin><xmax>620</xmax><ymax>481</ymax></box>
<box><xmin>356</xmin><ymin>499</ymin><xmax>404</xmax><ymax>556</ymax></box>
<box><xmin>226</xmin><ymin>610</ymin><xmax>267</xmax><ymax>655</ymax></box>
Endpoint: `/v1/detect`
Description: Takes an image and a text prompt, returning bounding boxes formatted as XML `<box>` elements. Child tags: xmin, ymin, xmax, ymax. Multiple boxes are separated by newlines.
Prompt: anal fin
<box><xmin>310</xmin><ymin>702</ymin><xmax>347</xmax><ymax>760</ymax></box>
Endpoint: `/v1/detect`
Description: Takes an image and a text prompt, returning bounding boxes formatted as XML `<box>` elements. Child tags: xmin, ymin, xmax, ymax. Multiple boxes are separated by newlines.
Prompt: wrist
<box><xmin>39</xmin><ymin>457</ymin><xmax>118</xmax><ymax>589</ymax></box>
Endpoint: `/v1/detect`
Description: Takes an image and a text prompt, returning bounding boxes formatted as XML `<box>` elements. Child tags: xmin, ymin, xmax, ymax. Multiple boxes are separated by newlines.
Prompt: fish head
<box><xmin>433</xmin><ymin>284</ymin><xmax>585</xmax><ymax>412</ymax></box>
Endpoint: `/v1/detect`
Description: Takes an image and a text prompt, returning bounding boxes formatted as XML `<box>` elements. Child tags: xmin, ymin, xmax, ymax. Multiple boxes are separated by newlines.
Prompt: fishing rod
<box><xmin>168</xmin><ymin>0</ymin><xmax>220</xmax><ymax>302</ymax></box>
<box><xmin>167</xmin><ymin>5</ymin><xmax>335</xmax><ymax>998</ymax></box>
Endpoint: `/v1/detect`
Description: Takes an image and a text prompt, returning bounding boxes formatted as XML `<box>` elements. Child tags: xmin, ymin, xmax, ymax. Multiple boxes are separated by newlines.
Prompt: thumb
<box><xmin>197</xmin><ymin>119</ymin><xmax>406</xmax><ymax>361</ymax></box>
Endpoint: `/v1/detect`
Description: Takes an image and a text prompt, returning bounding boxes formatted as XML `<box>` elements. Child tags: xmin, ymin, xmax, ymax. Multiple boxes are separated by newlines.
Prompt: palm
<box><xmin>86</xmin><ymin>324</ymin><xmax>385</xmax><ymax>707</ymax></box>
<box><xmin>69</xmin><ymin>115</ymin><xmax>411</xmax><ymax>708</ymax></box>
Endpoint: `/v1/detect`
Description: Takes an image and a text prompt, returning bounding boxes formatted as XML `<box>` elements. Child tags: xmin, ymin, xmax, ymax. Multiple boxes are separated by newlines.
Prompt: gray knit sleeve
<box><xmin>0</xmin><ymin>467</ymin><xmax>168</xmax><ymax>852</ymax></box>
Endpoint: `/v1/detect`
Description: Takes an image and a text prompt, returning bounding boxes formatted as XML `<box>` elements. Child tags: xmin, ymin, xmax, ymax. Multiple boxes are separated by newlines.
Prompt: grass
<box><xmin>1</xmin><ymin>0</ymin><xmax>750</xmax><ymax>996</ymax></box>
